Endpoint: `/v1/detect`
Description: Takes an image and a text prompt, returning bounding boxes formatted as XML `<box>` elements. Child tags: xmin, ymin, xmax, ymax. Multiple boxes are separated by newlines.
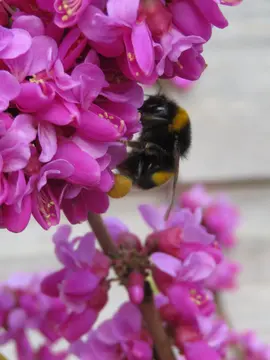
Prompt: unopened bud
<box><xmin>128</xmin><ymin>271</ymin><xmax>144</xmax><ymax>304</ymax></box>
<box><xmin>138</xmin><ymin>0</ymin><xmax>172</xmax><ymax>37</ymax></box>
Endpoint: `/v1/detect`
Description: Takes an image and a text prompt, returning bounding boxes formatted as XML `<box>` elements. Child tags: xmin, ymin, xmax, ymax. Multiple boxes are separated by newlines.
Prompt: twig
<box><xmin>87</xmin><ymin>212</ymin><xmax>176</xmax><ymax>360</ymax></box>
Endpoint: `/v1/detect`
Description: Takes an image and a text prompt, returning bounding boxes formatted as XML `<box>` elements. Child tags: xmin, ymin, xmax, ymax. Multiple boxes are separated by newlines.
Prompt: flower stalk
<box><xmin>87</xmin><ymin>212</ymin><xmax>176</xmax><ymax>360</ymax></box>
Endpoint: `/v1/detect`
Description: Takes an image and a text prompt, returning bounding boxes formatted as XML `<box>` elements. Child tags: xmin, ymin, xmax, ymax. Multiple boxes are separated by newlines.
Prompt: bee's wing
<box><xmin>164</xmin><ymin>141</ymin><xmax>180</xmax><ymax>220</ymax></box>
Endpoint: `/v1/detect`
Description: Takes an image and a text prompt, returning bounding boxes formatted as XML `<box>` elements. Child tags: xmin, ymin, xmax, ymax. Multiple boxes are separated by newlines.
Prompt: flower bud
<box><xmin>128</xmin><ymin>271</ymin><xmax>144</xmax><ymax>304</ymax></box>
<box><xmin>138</xmin><ymin>0</ymin><xmax>172</xmax><ymax>37</ymax></box>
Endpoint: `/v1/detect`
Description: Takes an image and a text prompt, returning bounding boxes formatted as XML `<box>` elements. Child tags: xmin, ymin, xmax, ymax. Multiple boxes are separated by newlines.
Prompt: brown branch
<box><xmin>87</xmin><ymin>212</ymin><xmax>176</xmax><ymax>360</ymax></box>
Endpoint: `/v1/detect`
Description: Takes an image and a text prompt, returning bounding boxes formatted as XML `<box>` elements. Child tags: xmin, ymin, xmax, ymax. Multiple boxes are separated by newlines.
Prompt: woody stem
<box><xmin>87</xmin><ymin>212</ymin><xmax>176</xmax><ymax>360</ymax></box>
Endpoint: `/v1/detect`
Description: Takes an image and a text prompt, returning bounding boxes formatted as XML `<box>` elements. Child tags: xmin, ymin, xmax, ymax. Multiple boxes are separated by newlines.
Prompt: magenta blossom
<box><xmin>41</xmin><ymin>225</ymin><xmax>110</xmax><ymax>341</ymax></box>
<box><xmin>203</xmin><ymin>196</ymin><xmax>240</xmax><ymax>248</ymax></box>
<box><xmin>151</xmin><ymin>251</ymin><xmax>216</xmax><ymax>320</ymax></box>
<box><xmin>71</xmin><ymin>302</ymin><xmax>153</xmax><ymax>360</ymax></box>
<box><xmin>0</xmin><ymin>272</ymin><xmax>69</xmax><ymax>358</ymax></box>
<box><xmin>169</xmin><ymin>0</ymin><xmax>229</xmax><ymax>42</ymax></box>
<box><xmin>140</xmin><ymin>204</ymin><xmax>222</xmax><ymax>263</ymax></box>
<box><xmin>206</xmin><ymin>259</ymin><xmax>241</xmax><ymax>291</ymax></box>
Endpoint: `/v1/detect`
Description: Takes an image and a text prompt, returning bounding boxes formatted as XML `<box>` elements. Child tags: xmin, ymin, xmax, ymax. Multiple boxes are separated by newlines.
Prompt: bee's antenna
<box><xmin>164</xmin><ymin>143</ymin><xmax>180</xmax><ymax>221</ymax></box>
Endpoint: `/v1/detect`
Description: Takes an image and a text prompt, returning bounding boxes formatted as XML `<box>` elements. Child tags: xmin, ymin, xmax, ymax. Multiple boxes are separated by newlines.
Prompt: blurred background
<box><xmin>1</xmin><ymin>0</ymin><xmax>270</xmax><ymax>356</ymax></box>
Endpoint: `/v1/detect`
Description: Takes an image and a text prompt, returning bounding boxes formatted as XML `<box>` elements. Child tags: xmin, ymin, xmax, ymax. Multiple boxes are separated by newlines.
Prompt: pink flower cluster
<box><xmin>0</xmin><ymin>0</ymin><xmax>241</xmax><ymax>233</ymax></box>
<box><xmin>41</xmin><ymin>225</ymin><xmax>110</xmax><ymax>342</ymax></box>
<box><xmin>0</xmin><ymin>272</ymin><xmax>68</xmax><ymax>359</ymax></box>
<box><xmin>1</xmin><ymin>185</ymin><xmax>268</xmax><ymax>360</ymax></box>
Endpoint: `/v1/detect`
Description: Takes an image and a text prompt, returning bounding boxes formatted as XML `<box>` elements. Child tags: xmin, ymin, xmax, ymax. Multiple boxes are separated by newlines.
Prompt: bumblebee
<box><xmin>117</xmin><ymin>95</ymin><xmax>191</xmax><ymax>217</ymax></box>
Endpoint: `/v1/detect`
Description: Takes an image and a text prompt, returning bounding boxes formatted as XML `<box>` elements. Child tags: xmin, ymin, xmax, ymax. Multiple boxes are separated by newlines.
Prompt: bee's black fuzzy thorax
<box><xmin>118</xmin><ymin>95</ymin><xmax>192</xmax><ymax>189</ymax></box>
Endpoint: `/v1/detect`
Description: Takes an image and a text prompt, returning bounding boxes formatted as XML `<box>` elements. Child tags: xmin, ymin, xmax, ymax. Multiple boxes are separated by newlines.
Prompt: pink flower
<box><xmin>169</xmin><ymin>0</ymin><xmax>228</xmax><ymax>41</ymax></box>
<box><xmin>151</xmin><ymin>251</ymin><xmax>216</xmax><ymax>319</ymax></box>
<box><xmin>0</xmin><ymin>114</ymin><xmax>36</xmax><ymax>232</ymax></box>
<box><xmin>230</xmin><ymin>330</ymin><xmax>270</xmax><ymax>360</ymax></box>
<box><xmin>140</xmin><ymin>205</ymin><xmax>222</xmax><ymax>262</ymax></box>
<box><xmin>0</xmin><ymin>26</ymin><xmax>32</xmax><ymax>60</ymax></box>
<box><xmin>206</xmin><ymin>259</ymin><xmax>241</xmax><ymax>290</ymax></box>
<box><xmin>203</xmin><ymin>196</ymin><xmax>240</xmax><ymax>248</ymax></box>
<box><xmin>0</xmin><ymin>272</ymin><xmax>69</xmax><ymax>358</ymax></box>
<box><xmin>47</xmin><ymin>0</ymin><xmax>92</xmax><ymax>28</ymax></box>
<box><xmin>41</xmin><ymin>225</ymin><xmax>110</xmax><ymax>341</ymax></box>
<box><xmin>79</xmin><ymin>0</ymin><xmax>157</xmax><ymax>83</ymax></box>
<box><xmin>71</xmin><ymin>302</ymin><xmax>153</xmax><ymax>360</ymax></box>
<box><xmin>179</xmin><ymin>185</ymin><xmax>212</xmax><ymax>212</ymax></box>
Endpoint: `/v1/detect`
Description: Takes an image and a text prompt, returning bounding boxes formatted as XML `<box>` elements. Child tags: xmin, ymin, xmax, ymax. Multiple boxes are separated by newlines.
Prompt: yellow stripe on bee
<box><xmin>151</xmin><ymin>171</ymin><xmax>174</xmax><ymax>186</ymax></box>
<box><xmin>170</xmin><ymin>107</ymin><xmax>189</xmax><ymax>132</ymax></box>
<box><xmin>108</xmin><ymin>174</ymin><xmax>132</xmax><ymax>199</ymax></box>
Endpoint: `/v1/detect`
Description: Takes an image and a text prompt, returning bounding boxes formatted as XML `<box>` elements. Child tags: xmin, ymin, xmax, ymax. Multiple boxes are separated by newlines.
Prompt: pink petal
<box><xmin>0</xmin><ymin>26</ymin><xmax>13</xmax><ymax>51</ymax></box>
<box><xmin>58</xmin><ymin>27</ymin><xmax>88</xmax><ymax>71</ymax></box>
<box><xmin>78</xmin><ymin>5</ymin><xmax>124</xmax><ymax>57</ymax></box>
<box><xmin>170</xmin><ymin>1</ymin><xmax>212</xmax><ymax>41</ymax></box>
<box><xmin>104</xmin><ymin>217</ymin><xmax>129</xmax><ymax>243</ymax></box>
<box><xmin>36</xmin><ymin>98</ymin><xmax>79</xmax><ymax>125</ymax></box>
<box><xmin>53</xmin><ymin>141</ymin><xmax>100</xmax><ymax>187</ymax></box>
<box><xmin>36</xmin><ymin>0</ymin><xmax>54</xmax><ymax>11</ymax></box>
<box><xmin>101</xmin><ymin>81</ymin><xmax>144</xmax><ymax>108</ymax></box>
<box><xmin>107</xmin><ymin>0</ymin><xmax>140</xmax><ymax>24</ymax></box>
<box><xmin>38</xmin><ymin>122</ymin><xmax>57</xmax><ymax>162</ymax></box>
<box><xmin>52</xmin><ymin>224</ymin><xmax>72</xmax><ymax>245</ymax></box>
<box><xmin>63</xmin><ymin>270</ymin><xmax>99</xmax><ymax>296</ymax></box>
<box><xmin>193</xmin><ymin>0</ymin><xmax>228</xmax><ymax>28</ymax></box>
<box><xmin>151</xmin><ymin>252</ymin><xmax>182</xmax><ymax>277</ymax></box>
<box><xmin>41</xmin><ymin>269</ymin><xmax>66</xmax><ymax>297</ymax></box>
<box><xmin>53</xmin><ymin>59</ymin><xmax>80</xmax><ymax>91</ymax></box>
<box><xmin>75</xmin><ymin>233</ymin><xmax>96</xmax><ymax>265</ymax></box>
<box><xmin>78</xmin><ymin>110</ymin><xmax>121</xmax><ymax>142</ymax></box>
<box><xmin>38</xmin><ymin>160</ymin><xmax>74</xmax><ymax>191</ymax></box>
<box><xmin>71</xmin><ymin>63</ymin><xmax>107</xmax><ymax>110</ymax></box>
<box><xmin>12</xmin><ymin>15</ymin><xmax>45</xmax><ymax>37</ymax></box>
<box><xmin>0</xmin><ymin>28</ymin><xmax>32</xmax><ymax>59</ymax></box>
<box><xmin>72</xmin><ymin>136</ymin><xmax>109</xmax><ymax>159</ymax></box>
<box><xmin>61</xmin><ymin>309</ymin><xmax>97</xmax><ymax>342</ymax></box>
<box><xmin>0</xmin><ymin>173</ymin><xmax>8</xmax><ymax>205</ymax></box>
<box><xmin>31</xmin><ymin>184</ymin><xmax>60</xmax><ymax>230</ymax></box>
<box><xmin>138</xmin><ymin>204</ymin><xmax>165</xmax><ymax>230</ymax></box>
<box><xmin>28</xmin><ymin>35</ymin><xmax>58</xmax><ymax>74</ymax></box>
<box><xmin>84</xmin><ymin>189</ymin><xmax>109</xmax><ymax>214</ymax></box>
<box><xmin>16</xmin><ymin>82</ymin><xmax>55</xmax><ymax>112</ymax></box>
<box><xmin>5</xmin><ymin>47</ymin><xmax>34</xmax><ymax>82</ymax></box>
<box><xmin>113</xmin><ymin>302</ymin><xmax>142</xmax><ymax>339</ymax></box>
<box><xmin>7</xmin><ymin>308</ymin><xmax>27</xmax><ymax>331</ymax></box>
<box><xmin>99</xmin><ymin>170</ymin><xmax>114</xmax><ymax>192</ymax></box>
<box><xmin>5</xmin><ymin>170</ymin><xmax>26</xmax><ymax>205</ymax></box>
<box><xmin>131</xmin><ymin>22</ymin><xmax>154</xmax><ymax>75</ymax></box>
<box><xmin>182</xmin><ymin>252</ymin><xmax>216</xmax><ymax>282</ymax></box>
<box><xmin>184</xmin><ymin>341</ymin><xmax>221</xmax><ymax>360</ymax></box>
<box><xmin>1</xmin><ymin>144</ymin><xmax>30</xmax><ymax>172</ymax></box>
<box><xmin>0</xmin><ymin>71</ymin><xmax>20</xmax><ymax>111</ymax></box>
<box><xmin>3</xmin><ymin>194</ymin><xmax>31</xmax><ymax>232</ymax></box>
<box><xmin>183</xmin><ymin>225</ymin><xmax>215</xmax><ymax>245</ymax></box>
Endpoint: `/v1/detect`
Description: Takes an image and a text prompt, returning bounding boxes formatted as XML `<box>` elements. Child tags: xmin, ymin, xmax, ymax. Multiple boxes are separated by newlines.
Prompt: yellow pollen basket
<box><xmin>108</xmin><ymin>174</ymin><xmax>133</xmax><ymax>199</ymax></box>
<box><xmin>170</xmin><ymin>107</ymin><xmax>189</xmax><ymax>132</ymax></box>
<box><xmin>151</xmin><ymin>171</ymin><xmax>174</xmax><ymax>186</ymax></box>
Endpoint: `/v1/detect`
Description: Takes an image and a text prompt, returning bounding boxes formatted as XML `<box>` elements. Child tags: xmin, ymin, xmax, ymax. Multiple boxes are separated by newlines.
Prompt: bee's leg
<box><xmin>145</xmin><ymin>143</ymin><xmax>170</xmax><ymax>156</ymax></box>
<box><xmin>133</xmin><ymin>155</ymin><xmax>144</xmax><ymax>184</ymax></box>
<box><xmin>120</xmin><ymin>140</ymin><xmax>142</xmax><ymax>151</ymax></box>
